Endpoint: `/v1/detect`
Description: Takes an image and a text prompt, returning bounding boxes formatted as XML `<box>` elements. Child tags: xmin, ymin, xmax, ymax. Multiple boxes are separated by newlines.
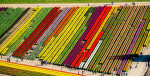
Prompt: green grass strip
<box><xmin>4</xmin><ymin>8</ymin><xmax>52</xmax><ymax>55</ymax></box>
<box><xmin>0</xmin><ymin>8</ymin><xmax>24</xmax><ymax>36</ymax></box>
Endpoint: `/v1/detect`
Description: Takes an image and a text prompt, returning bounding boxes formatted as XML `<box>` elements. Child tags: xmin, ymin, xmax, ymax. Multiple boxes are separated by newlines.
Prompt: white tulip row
<box><xmin>82</xmin><ymin>40</ymin><xmax>103</xmax><ymax>69</ymax></box>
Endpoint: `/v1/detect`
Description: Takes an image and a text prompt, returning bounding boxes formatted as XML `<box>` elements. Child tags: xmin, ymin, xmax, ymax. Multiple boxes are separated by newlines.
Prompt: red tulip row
<box><xmin>87</xmin><ymin>6</ymin><xmax>126</xmax><ymax>71</ymax></box>
<box><xmin>12</xmin><ymin>7</ymin><xmax>60</xmax><ymax>57</ymax></box>
<box><xmin>70</xmin><ymin>6</ymin><xmax>111</xmax><ymax>68</ymax></box>
<box><xmin>75</xmin><ymin>31</ymin><xmax>104</xmax><ymax>68</ymax></box>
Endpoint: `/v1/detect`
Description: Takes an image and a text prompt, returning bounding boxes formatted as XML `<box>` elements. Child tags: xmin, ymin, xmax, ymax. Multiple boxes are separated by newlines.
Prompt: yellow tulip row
<box><xmin>147</xmin><ymin>22</ymin><xmax>150</xmax><ymax>30</ymax></box>
<box><xmin>86</xmin><ymin>6</ymin><xmax>118</xmax><ymax>49</ymax></box>
<box><xmin>144</xmin><ymin>31</ymin><xmax>150</xmax><ymax>46</ymax></box>
<box><xmin>44</xmin><ymin>7</ymin><xmax>89</xmax><ymax>63</ymax></box>
<box><xmin>38</xmin><ymin>7</ymin><xmax>89</xmax><ymax>63</ymax></box>
<box><xmin>0</xmin><ymin>7</ymin><xmax>42</xmax><ymax>54</ymax></box>
<box><xmin>123</xmin><ymin>59</ymin><xmax>131</xmax><ymax>71</ymax></box>
<box><xmin>0</xmin><ymin>61</ymin><xmax>81</xmax><ymax>76</ymax></box>
<box><xmin>37</xmin><ymin>7</ymin><xmax>82</xmax><ymax>58</ymax></box>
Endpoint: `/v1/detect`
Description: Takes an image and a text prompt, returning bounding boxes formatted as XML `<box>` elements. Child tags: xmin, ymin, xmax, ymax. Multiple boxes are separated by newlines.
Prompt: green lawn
<box><xmin>0</xmin><ymin>0</ymin><xmax>149</xmax><ymax>4</ymax></box>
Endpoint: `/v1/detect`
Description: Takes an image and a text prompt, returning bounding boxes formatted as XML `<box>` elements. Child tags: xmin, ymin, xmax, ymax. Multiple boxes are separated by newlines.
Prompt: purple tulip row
<box><xmin>0</xmin><ymin>7</ymin><xmax>8</xmax><ymax>12</ymax></box>
<box><xmin>35</xmin><ymin>7</ymin><xmax>71</xmax><ymax>44</ymax></box>
<box><xmin>117</xmin><ymin>20</ymin><xmax>145</xmax><ymax>74</ymax></box>
<box><xmin>62</xmin><ymin>6</ymin><xmax>104</xmax><ymax>66</ymax></box>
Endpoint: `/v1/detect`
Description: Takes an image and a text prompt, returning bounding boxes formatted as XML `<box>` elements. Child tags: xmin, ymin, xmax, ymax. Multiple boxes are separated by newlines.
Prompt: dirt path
<box><xmin>127</xmin><ymin>42</ymin><xmax>150</xmax><ymax>76</ymax></box>
<box><xmin>0</xmin><ymin>56</ymin><xmax>112</xmax><ymax>76</ymax></box>
<box><xmin>0</xmin><ymin>43</ymin><xmax>149</xmax><ymax>76</ymax></box>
